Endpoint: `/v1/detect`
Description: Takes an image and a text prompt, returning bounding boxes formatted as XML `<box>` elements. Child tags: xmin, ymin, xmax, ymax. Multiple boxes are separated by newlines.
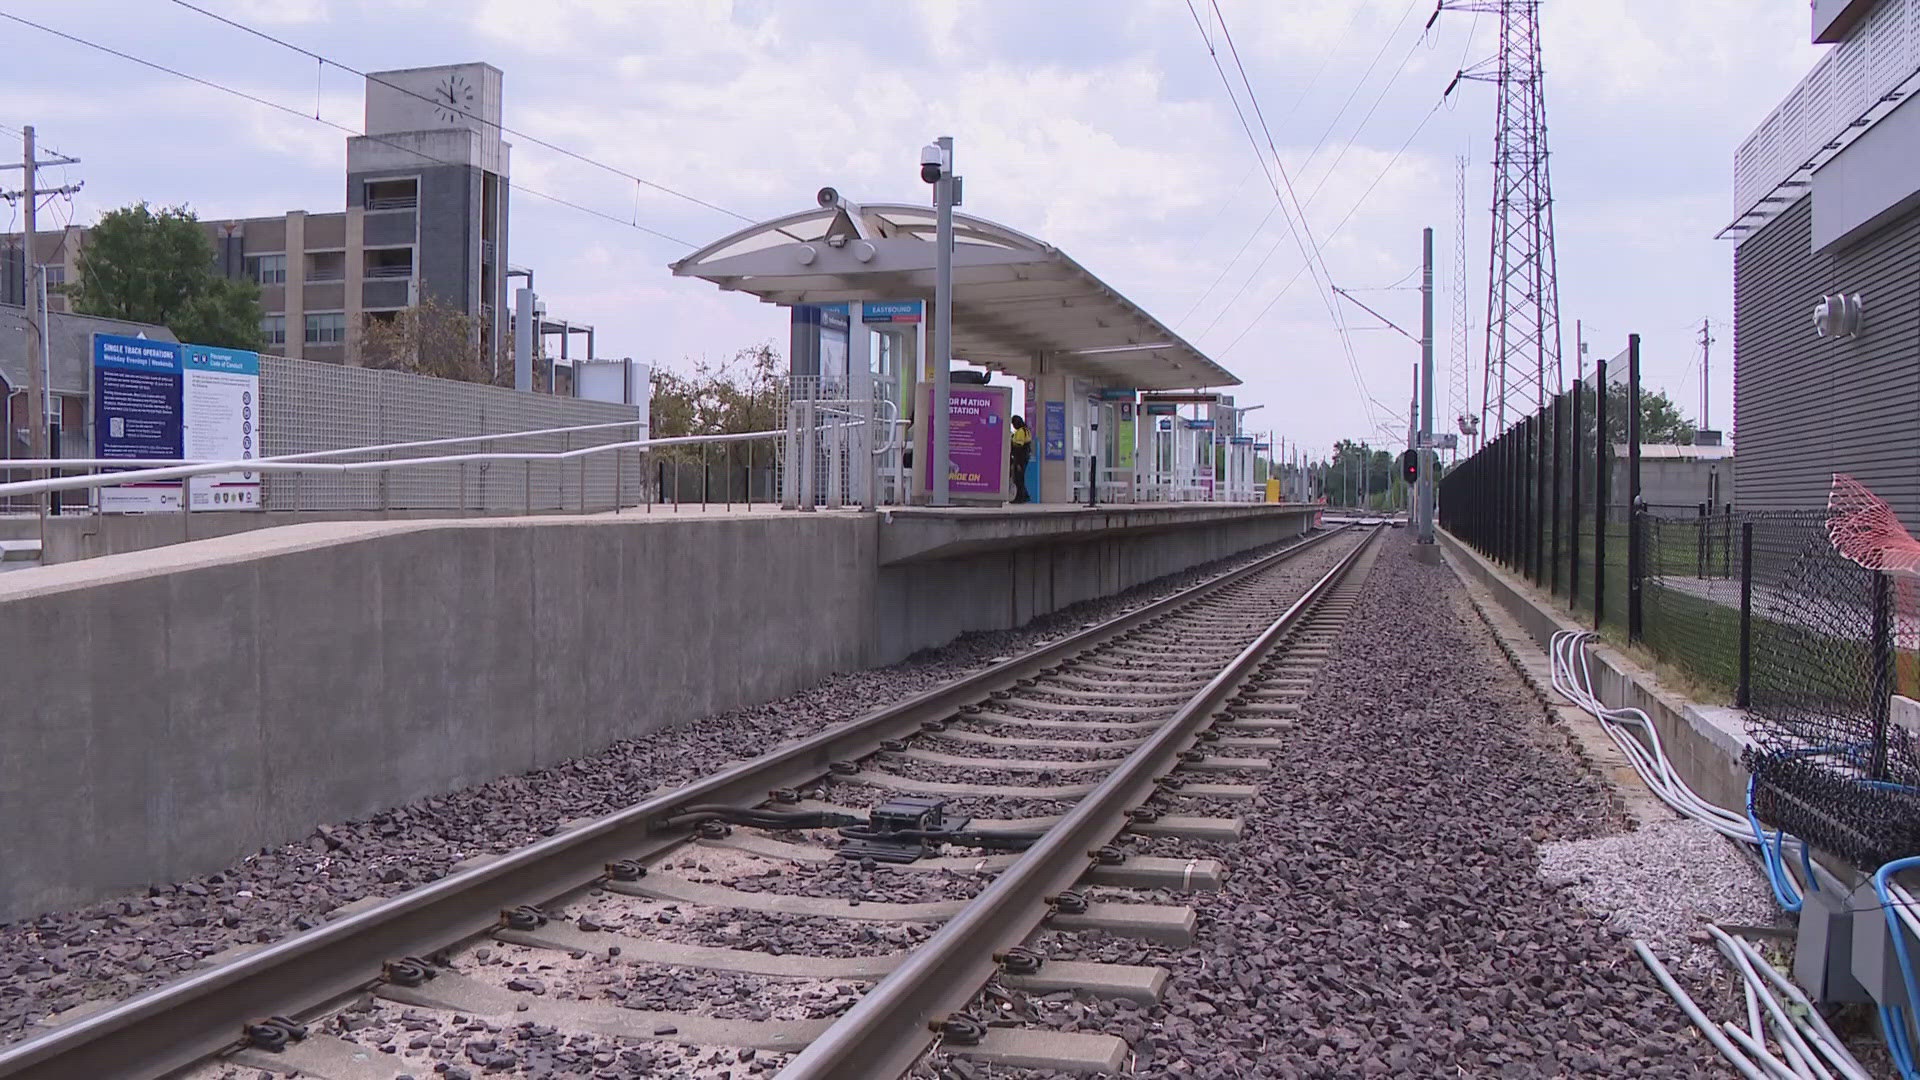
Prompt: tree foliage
<box><xmin>68</xmin><ymin>202</ymin><xmax>264</xmax><ymax>350</ymax></box>
<box><xmin>649</xmin><ymin>344</ymin><xmax>784</xmax><ymax>465</ymax></box>
<box><xmin>361</xmin><ymin>297</ymin><xmax>514</xmax><ymax>384</ymax></box>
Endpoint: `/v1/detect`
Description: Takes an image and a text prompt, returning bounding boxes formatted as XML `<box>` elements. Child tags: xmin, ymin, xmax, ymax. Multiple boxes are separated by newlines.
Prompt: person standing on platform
<box><xmin>1009</xmin><ymin>415</ymin><xmax>1033</xmax><ymax>504</ymax></box>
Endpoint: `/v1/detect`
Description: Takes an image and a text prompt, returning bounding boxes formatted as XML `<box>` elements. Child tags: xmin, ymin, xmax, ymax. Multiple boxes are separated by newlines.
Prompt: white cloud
<box><xmin>4</xmin><ymin>0</ymin><xmax>1833</xmax><ymax>455</ymax></box>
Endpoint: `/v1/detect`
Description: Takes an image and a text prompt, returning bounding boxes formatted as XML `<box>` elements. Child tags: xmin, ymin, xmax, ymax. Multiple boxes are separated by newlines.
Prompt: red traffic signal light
<box><xmin>1401</xmin><ymin>449</ymin><xmax>1419</xmax><ymax>484</ymax></box>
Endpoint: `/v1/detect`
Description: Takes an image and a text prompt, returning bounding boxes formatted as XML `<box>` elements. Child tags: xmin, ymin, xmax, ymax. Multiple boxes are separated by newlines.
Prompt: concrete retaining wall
<box><xmin>0</xmin><ymin>505</ymin><xmax>1312</xmax><ymax>918</ymax></box>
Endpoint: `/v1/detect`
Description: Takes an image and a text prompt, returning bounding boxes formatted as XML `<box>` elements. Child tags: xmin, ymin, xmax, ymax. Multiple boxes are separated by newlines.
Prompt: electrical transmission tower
<box><xmin>1450</xmin><ymin>154</ymin><xmax>1474</xmax><ymax>459</ymax></box>
<box><xmin>1438</xmin><ymin>0</ymin><xmax>1563</xmax><ymax>440</ymax></box>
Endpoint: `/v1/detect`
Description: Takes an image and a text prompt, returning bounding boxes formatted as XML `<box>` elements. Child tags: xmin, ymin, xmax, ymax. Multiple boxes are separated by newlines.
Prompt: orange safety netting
<box><xmin>1829</xmin><ymin>473</ymin><xmax>1920</xmax><ymax>573</ymax></box>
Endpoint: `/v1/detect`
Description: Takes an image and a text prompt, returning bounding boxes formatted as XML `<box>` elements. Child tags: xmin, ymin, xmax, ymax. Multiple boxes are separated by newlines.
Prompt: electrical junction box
<box><xmin>1796</xmin><ymin>886</ymin><xmax>1871</xmax><ymax>1004</ymax></box>
<box><xmin>1851</xmin><ymin>882</ymin><xmax>1917</xmax><ymax>1008</ymax></box>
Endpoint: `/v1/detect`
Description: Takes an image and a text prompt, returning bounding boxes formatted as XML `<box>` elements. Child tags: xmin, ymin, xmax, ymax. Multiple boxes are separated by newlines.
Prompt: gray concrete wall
<box><xmin>0</xmin><ymin>505</ymin><xmax>1312</xmax><ymax>918</ymax></box>
<box><xmin>0</xmin><ymin>514</ymin><xmax>876</xmax><ymax>919</ymax></box>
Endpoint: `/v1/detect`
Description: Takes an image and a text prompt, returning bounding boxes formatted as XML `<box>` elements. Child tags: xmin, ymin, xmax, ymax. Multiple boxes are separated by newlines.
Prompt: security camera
<box><xmin>816</xmin><ymin>186</ymin><xmax>840</xmax><ymax>208</ymax></box>
<box><xmin>920</xmin><ymin>143</ymin><xmax>945</xmax><ymax>184</ymax></box>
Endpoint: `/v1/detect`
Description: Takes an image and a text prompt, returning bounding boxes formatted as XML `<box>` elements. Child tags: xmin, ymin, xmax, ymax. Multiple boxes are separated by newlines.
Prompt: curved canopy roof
<box><xmin>670</xmin><ymin>202</ymin><xmax>1237</xmax><ymax>391</ymax></box>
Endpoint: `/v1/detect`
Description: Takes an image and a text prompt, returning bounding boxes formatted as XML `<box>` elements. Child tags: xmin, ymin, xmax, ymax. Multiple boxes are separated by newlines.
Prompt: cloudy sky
<box><xmin>5</xmin><ymin>0</ymin><xmax>1822</xmax><ymax>459</ymax></box>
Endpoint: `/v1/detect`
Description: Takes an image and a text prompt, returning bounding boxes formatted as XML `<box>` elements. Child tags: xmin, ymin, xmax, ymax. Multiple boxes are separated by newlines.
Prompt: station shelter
<box><xmin>670</xmin><ymin>195</ymin><xmax>1239</xmax><ymax>507</ymax></box>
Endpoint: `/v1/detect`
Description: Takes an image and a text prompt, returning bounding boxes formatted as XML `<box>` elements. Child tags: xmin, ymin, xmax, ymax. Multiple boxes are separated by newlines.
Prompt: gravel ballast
<box><xmin>926</xmin><ymin>532</ymin><xmax>1737</xmax><ymax>1079</ymax></box>
<box><xmin>0</xmin><ymin>529</ymin><xmax>1340</xmax><ymax>1046</ymax></box>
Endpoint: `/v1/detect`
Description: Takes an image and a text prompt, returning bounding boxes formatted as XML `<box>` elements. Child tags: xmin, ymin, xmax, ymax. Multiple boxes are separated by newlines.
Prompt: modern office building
<box><xmin>1728</xmin><ymin>0</ymin><xmax>1920</xmax><ymax>516</ymax></box>
<box><xmin>1</xmin><ymin>62</ymin><xmax>511</xmax><ymax>367</ymax></box>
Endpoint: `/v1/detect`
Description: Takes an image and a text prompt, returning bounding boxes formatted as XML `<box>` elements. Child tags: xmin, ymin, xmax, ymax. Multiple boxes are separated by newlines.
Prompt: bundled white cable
<box><xmin>1552</xmin><ymin>631</ymin><xmax>1869</xmax><ymax>1078</ymax></box>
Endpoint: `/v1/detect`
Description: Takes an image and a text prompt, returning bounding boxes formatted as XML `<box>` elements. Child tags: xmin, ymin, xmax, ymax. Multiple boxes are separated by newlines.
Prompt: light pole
<box><xmin>921</xmin><ymin>137</ymin><xmax>957</xmax><ymax>506</ymax></box>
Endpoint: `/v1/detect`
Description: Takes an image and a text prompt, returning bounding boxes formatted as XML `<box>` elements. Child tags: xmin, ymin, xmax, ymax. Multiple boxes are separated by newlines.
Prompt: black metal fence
<box><xmin>1438</xmin><ymin>334</ymin><xmax>1920</xmax><ymax>868</ymax></box>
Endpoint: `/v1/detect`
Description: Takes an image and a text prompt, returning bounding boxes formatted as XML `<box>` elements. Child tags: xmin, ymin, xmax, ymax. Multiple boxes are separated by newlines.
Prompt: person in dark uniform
<box><xmin>1009</xmin><ymin>415</ymin><xmax>1033</xmax><ymax>504</ymax></box>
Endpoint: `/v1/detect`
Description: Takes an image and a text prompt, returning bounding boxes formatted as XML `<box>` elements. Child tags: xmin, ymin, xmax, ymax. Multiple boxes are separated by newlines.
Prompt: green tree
<box><xmin>1577</xmin><ymin>381</ymin><xmax>1696</xmax><ymax>446</ymax></box>
<box><xmin>68</xmin><ymin>203</ymin><xmax>264</xmax><ymax>350</ymax></box>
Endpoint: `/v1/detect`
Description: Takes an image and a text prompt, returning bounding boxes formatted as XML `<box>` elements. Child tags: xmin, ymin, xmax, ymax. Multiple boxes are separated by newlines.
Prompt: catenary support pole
<box><xmin>1418</xmin><ymin>226</ymin><xmax>1435</xmax><ymax>543</ymax></box>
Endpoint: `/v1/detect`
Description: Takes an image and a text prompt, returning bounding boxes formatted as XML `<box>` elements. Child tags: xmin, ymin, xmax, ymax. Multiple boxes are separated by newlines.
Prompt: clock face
<box><xmin>434</xmin><ymin>73</ymin><xmax>475</xmax><ymax>126</ymax></box>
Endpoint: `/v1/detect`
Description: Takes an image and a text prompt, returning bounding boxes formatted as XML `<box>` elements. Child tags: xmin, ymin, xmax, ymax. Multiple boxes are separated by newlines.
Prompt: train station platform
<box><xmin>0</xmin><ymin>499</ymin><xmax>1316</xmax><ymax>918</ymax></box>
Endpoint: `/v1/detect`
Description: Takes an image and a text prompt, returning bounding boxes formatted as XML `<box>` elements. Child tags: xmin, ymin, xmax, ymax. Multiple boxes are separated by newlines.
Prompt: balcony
<box><xmin>366</xmin><ymin>195</ymin><xmax>418</xmax><ymax>211</ymax></box>
<box><xmin>365</xmin><ymin>264</ymin><xmax>414</xmax><ymax>279</ymax></box>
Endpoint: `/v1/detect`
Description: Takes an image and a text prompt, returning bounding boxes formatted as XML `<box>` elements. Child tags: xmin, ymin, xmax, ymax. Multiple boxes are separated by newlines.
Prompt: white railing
<box><xmin>0</xmin><ymin>420</ymin><xmax>796</xmax><ymax>517</ymax></box>
<box><xmin>1730</xmin><ymin>0</ymin><xmax>1920</xmax><ymax>226</ymax></box>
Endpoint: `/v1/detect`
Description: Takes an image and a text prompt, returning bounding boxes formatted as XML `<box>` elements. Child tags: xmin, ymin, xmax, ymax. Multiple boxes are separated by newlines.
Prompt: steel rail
<box><xmin>0</xmin><ymin>525</ymin><xmax>1354</xmax><ymax>1080</ymax></box>
<box><xmin>777</xmin><ymin>526</ymin><xmax>1382</xmax><ymax>1080</ymax></box>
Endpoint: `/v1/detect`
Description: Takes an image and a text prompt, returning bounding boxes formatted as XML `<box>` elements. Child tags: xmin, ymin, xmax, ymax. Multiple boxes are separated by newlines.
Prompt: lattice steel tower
<box><xmin>1441</xmin><ymin>0</ymin><xmax>1563</xmax><ymax>439</ymax></box>
<box><xmin>1450</xmin><ymin>154</ymin><xmax>1475</xmax><ymax>459</ymax></box>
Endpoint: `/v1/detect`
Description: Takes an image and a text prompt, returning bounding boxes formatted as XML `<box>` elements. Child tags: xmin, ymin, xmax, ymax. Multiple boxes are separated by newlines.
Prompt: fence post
<box><xmin>1535</xmin><ymin>405</ymin><xmax>1548</xmax><ymax>585</ymax></box>
<box><xmin>1696</xmin><ymin>502</ymin><xmax>1707</xmax><ymax>579</ymax></box>
<box><xmin>1593</xmin><ymin>348</ymin><xmax>1609</xmax><ymax>630</ymax></box>
<box><xmin>1627</xmin><ymin>333</ymin><xmax>1643</xmax><ymax>641</ymax></box>
<box><xmin>1551</xmin><ymin>392</ymin><xmax>1563</xmax><ymax>595</ymax></box>
<box><xmin>1737</xmin><ymin>521</ymin><xmax>1754</xmax><ymax>708</ymax></box>
<box><xmin>1570</xmin><ymin>381</ymin><xmax>1582</xmax><ymax>605</ymax></box>
<box><xmin>1872</xmin><ymin>570</ymin><xmax>1895</xmax><ymax>780</ymax></box>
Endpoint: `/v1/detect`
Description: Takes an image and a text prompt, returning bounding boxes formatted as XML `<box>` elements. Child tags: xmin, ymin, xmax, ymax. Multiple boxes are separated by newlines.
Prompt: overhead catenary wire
<box><xmin>1185</xmin><ymin>0</ymin><xmax>1385</xmax><ymax>434</ymax></box>
<box><xmin>166</xmin><ymin>0</ymin><xmax>754</xmax><ymax>227</ymax></box>
<box><xmin>0</xmin><ymin>10</ymin><xmax>699</xmax><ymax>248</ymax></box>
<box><xmin>1218</xmin><ymin>96</ymin><xmax>1446</xmax><ymax>359</ymax></box>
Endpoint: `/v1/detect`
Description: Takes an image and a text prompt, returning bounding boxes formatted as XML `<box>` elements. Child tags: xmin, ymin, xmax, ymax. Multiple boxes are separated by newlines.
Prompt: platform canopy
<box><xmin>669</xmin><ymin>201</ymin><xmax>1238</xmax><ymax>391</ymax></box>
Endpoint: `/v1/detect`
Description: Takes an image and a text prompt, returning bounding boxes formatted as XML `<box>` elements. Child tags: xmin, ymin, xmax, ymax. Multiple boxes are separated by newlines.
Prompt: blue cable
<box><xmin>1747</xmin><ymin>775</ymin><xmax>1806</xmax><ymax>912</ymax></box>
<box><xmin>1873</xmin><ymin>857</ymin><xmax>1920</xmax><ymax>1080</ymax></box>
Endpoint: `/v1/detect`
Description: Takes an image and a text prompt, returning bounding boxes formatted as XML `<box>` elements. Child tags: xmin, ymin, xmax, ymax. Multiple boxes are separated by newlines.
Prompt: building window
<box><xmin>365</xmin><ymin>247</ymin><xmax>414</xmax><ymax>279</ymax></box>
<box><xmin>364</xmin><ymin>177</ymin><xmax>419</xmax><ymax>211</ymax></box>
<box><xmin>261</xmin><ymin>315</ymin><xmax>286</xmax><ymax>347</ymax></box>
<box><xmin>305</xmin><ymin>312</ymin><xmax>346</xmax><ymax>345</ymax></box>
<box><xmin>245</xmin><ymin>253</ymin><xmax>286</xmax><ymax>286</ymax></box>
<box><xmin>43</xmin><ymin>266</ymin><xmax>65</xmax><ymax>287</ymax></box>
<box><xmin>306</xmin><ymin>251</ymin><xmax>345</xmax><ymax>283</ymax></box>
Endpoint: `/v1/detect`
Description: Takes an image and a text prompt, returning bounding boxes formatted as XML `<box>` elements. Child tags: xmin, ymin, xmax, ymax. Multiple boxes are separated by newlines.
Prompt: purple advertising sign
<box><xmin>921</xmin><ymin>384</ymin><xmax>1007</xmax><ymax>495</ymax></box>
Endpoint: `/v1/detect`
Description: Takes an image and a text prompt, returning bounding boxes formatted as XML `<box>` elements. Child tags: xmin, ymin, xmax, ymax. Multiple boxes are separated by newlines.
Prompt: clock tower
<box><xmin>345</xmin><ymin>63</ymin><xmax>510</xmax><ymax>365</ymax></box>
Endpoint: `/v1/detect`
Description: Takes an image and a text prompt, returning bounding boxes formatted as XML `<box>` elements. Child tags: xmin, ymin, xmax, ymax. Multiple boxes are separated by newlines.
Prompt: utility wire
<box><xmin>0</xmin><ymin>10</ymin><xmax>698</xmax><ymax>247</ymax></box>
<box><xmin>166</xmin><ymin>0</ymin><xmax>753</xmax><ymax>226</ymax></box>
<box><xmin>1199</xmin><ymin>0</ymin><xmax>1381</xmax><ymax>431</ymax></box>
<box><xmin>1174</xmin><ymin>0</ymin><xmax>1370</xmax><ymax>331</ymax></box>
<box><xmin>1201</xmin><ymin>2</ymin><xmax>1436</xmax><ymax>342</ymax></box>
<box><xmin>1221</xmin><ymin>98</ymin><xmax>1445</xmax><ymax>359</ymax></box>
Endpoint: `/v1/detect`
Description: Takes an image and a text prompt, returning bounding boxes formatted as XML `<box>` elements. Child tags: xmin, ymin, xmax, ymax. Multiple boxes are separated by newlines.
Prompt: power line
<box><xmin>1220</xmin><ymin>97</ymin><xmax>1447</xmax><ymax>359</ymax></box>
<box><xmin>1198</xmin><ymin>0</ymin><xmax>1383</xmax><ymax>431</ymax></box>
<box><xmin>166</xmin><ymin>0</ymin><xmax>754</xmax><ymax>227</ymax></box>
<box><xmin>0</xmin><ymin>10</ymin><xmax>698</xmax><ymax>247</ymax></box>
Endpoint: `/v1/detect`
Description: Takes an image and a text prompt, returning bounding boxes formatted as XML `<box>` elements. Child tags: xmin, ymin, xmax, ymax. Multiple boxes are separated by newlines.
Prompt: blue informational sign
<box><xmin>1186</xmin><ymin>418</ymin><xmax>1215</xmax><ymax>430</ymax></box>
<box><xmin>862</xmin><ymin>300</ymin><xmax>923</xmax><ymax>324</ymax></box>
<box><xmin>92</xmin><ymin>333</ymin><xmax>264</xmax><ymax>513</ymax></box>
<box><xmin>93</xmin><ymin>334</ymin><xmax>185</xmax><ymax>512</ymax></box>
<box><xmin>1231</xmin><ymin>436</ymin><xmax>1254</xmax><ymax>445</ymax></box>
<box><xmin>818</xmin><ymin>303</ymin><xmax>850</xmax><ymax>332</ymax></box>
<box><xmin>1043</xmin><ymin>400</ymin><xmax>1067</xmax><ymax>461</ymax></box>
<box><xmin>1097</xmin><ymin>387</ymin><xmax>1136</xmax><ymax>401</ymax></box>
<box><xmin>182</xmin><ymin>345</ymin><xmax>263</xmax><ymax>510</ymax></box>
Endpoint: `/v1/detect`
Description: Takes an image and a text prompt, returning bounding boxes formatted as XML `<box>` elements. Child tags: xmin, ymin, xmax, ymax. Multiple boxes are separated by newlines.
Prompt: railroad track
<box><xmin>0</xmin><ymin>524</ymin><xmax>1379</xmax><ymax>1080</ymax></box>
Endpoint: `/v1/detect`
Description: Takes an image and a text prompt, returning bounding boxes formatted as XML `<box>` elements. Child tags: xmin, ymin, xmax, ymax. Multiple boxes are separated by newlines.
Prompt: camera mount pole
<box><xmin>931</xmin><ymin>136</ymin><xmax>955</xmax><ymax>507</ymax></box>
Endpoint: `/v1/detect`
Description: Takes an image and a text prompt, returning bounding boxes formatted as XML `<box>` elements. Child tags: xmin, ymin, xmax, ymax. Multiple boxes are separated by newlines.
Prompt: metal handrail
<box><xmin>0</xmin><ymin>427</ymin><xmax>803</xmax><ymax>501</ymax></box>
<box><xmin>0</xmin><ymin>417</ymin><xmax>664</xmax><ymax>473</ymax></box>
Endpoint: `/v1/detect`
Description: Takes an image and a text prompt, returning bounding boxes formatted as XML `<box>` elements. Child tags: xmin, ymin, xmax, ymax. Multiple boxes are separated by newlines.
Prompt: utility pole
<box><xmin>1418</xmin><ymin>226</ymin><xmax>1435</xmax><ymax>543</ymax></box>
<box><xmin>1698</xmin><ymin>317</ymin><xmax>1714</xmax><ymax>431</ymax></box>
<box><xmin>2</xmin><ymin>125</ymin><xmax>83</xmax><ymax>526</ymax></box>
